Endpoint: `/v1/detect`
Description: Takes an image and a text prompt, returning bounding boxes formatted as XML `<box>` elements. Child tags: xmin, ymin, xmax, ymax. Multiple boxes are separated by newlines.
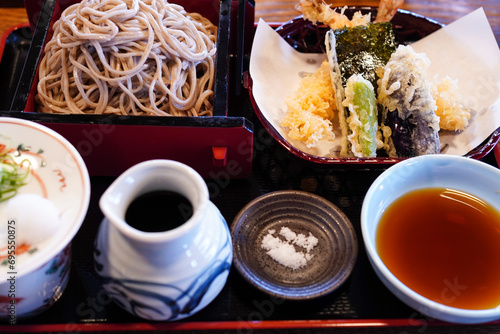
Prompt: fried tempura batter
<box><xmin>296</xmin><ymin>0</ymin><xmax>371</xmax><ymax>28</ymax></box>
<box><xmin>296</xmin><ymin>0</ymin><xmax>404</xmax><ymax>27</ymax></box>
<box><xmin>375</xmin><ymin>0</ymin><xmax>405</xmax><ymax>22</ymax></box>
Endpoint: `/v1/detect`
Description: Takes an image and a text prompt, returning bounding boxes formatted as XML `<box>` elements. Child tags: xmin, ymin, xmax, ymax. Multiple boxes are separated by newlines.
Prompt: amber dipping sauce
<box><xmin>377</xmin><ymin>187</ymin><xmax>500</xmax><ymax>310</ymax></box>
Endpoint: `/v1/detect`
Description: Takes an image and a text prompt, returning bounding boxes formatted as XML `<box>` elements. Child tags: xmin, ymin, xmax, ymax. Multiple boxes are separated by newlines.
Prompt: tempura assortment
<box><xmin>280</xmin><ymin>0</ymin><xmax>471</xmax><ymax>158</ymax></box>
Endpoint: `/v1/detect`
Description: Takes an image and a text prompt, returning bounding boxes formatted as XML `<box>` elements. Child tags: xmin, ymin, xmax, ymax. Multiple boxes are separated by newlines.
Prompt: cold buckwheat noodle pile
<box><xmin>35</xmin><ymin>0</ymin><xmax>217</xmax><ymax>116</ymax></box>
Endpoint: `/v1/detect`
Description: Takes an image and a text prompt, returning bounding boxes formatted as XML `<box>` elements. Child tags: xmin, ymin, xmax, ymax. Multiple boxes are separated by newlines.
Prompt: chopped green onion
<box><xmin>0</xmin><ymin>152</ymin><xmax>31</xmax><ymax>202</ymax></box>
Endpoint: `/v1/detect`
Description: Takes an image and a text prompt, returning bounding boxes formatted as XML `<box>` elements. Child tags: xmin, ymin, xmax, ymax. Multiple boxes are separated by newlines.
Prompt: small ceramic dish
<box><xmin>231</xmin><ymin>190</ymin><xmax>357</xmax><ymax>300</ymax></box>
<box><xmin>0</xmin><ymin>117</ymin><xmax>90</xmax><ymax>320</ymax></box>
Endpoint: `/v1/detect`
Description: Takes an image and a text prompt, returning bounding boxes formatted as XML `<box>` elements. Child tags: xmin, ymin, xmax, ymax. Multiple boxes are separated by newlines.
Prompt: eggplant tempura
<box><xmin>377</xmin><ymin>45</ymin><xmax>441</xmax><ymax>157</ymax></box>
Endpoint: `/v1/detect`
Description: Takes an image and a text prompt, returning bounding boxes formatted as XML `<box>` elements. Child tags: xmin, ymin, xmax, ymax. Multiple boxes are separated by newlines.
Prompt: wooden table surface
<box><xmin>0</xmin><ymin>1</ymin><xmax>499</xmax><ymax>45</ymax></box>
<box><xmin>0</xmin><ymin>7</ymin><xmax>29</xmax><ymax>35</ymax></box>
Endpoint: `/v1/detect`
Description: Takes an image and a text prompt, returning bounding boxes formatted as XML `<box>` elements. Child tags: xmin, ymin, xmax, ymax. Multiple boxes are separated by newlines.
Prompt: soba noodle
<box><xmin>35</xmin><ymin>0</ymin><xmax>217</xmax><ymax>116</ymax></box>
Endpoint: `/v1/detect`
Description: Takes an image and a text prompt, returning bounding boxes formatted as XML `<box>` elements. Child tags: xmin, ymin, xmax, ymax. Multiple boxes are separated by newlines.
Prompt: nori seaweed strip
<box><xmin>333</xmin><ymin>22</ymin><xmax>396</xmax><ymax>91</ymax></box>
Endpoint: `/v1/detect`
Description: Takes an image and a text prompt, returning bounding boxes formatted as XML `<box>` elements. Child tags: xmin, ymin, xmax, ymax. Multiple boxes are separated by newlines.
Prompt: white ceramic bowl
<box><xmin>0</xmin><ymin>117</ymin><xmax>90</xmax><ymax>321</ymax></box>
<box><xmin>361</xmin><ymin>154</ymin><xmax>500</xmax><ymax>324</ymax></box>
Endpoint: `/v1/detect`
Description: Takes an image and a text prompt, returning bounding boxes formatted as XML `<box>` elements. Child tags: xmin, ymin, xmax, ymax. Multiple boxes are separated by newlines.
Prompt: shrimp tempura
<box><xmin>296</xmin><ymin>0</ymin><xmax>405</xmax><ymax>27</ymax></box>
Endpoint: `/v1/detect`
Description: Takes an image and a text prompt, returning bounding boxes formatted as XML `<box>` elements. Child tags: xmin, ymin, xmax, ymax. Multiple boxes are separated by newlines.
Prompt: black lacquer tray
<box><xmin>1</xmin><ymin>12</ymin><xmax>500</xmax><ymax>334</ymax></box>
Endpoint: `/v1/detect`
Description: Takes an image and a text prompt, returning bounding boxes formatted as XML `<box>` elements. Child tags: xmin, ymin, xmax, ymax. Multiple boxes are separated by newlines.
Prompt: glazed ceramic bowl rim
<box><xmin>99</xmin><ymin>159</ymin><xmax>209</xmax><ymax>243</ymax></box>
<box><xmin>0</xmin><ymin>117</ymin><xmax>91</xmax><ymax>278</ymax></box>
<box><xmin>361</xmin><ymin>154</ymin><xmax>500</xmax><ymax>323</ymax></box>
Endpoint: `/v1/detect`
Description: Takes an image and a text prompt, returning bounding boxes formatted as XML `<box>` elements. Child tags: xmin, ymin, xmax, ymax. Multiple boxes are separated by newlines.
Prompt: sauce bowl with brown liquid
<box><xmin>361</xmin><ymin>154</ymin><xmax>500</xmax><ymax>324</ymax></box>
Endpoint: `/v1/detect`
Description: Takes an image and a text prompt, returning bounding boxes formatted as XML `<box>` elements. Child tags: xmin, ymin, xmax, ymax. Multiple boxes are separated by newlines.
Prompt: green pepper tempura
<box><xmin>342</xmin><ymin>74</ymin><xmax>379</xmax><ymax>157</ymax></box>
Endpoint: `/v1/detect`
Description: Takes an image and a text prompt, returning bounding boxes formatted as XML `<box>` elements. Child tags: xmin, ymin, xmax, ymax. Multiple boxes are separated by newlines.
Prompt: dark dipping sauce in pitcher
<box><xmin>377</xmin><ymin>187</ymin><xmax>500</xmax><ymax>310</ymax></box>
<box><xmin>125</xmin><ymin>190</ymin><xmax>193</xmax><ymax>232</ymax></box>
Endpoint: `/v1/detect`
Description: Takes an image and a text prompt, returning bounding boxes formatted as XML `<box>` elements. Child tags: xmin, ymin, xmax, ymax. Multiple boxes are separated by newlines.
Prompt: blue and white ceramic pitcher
<box><xmin>94</xmin><ymin>159</ymin><xmax>232</xmax><ymax>321</ymax></box>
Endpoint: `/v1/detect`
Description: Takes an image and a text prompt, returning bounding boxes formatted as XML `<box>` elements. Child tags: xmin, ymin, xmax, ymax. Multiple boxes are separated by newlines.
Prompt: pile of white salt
<box><xmin>261</xmin><ymin>226</ymin><xmax>318</xmax><ymax>270</ymax></box>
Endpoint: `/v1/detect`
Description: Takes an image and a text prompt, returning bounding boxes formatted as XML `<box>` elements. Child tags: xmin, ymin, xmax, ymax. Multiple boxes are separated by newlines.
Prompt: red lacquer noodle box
<box><xmin>5</xmin><ymin>0</ymin><xmax>253</xmax><ymax>178</ymax></box>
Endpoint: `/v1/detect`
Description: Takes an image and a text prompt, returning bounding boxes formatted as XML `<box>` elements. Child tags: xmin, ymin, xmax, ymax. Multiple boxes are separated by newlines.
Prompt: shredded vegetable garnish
<box><xmin>0</xmin><ymin>145</ymin><xmax>31</xmax><ymax>202</ymax></box>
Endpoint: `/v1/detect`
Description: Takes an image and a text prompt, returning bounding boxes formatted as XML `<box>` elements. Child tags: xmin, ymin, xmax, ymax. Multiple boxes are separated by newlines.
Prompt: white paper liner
<box><xmin>250</xmin><ymin>8</ymin><xmax>500</xmax><ymax>158</ymax></box>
